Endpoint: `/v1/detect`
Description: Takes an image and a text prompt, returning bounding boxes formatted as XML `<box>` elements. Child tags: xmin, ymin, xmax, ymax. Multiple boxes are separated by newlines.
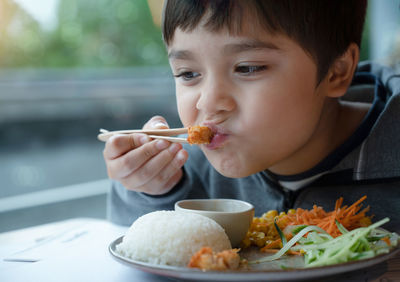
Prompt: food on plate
<box><xmin>240</xmin><ymin>196</ymin><xmax>398</xmax><ymax>267</ymax></box>
<box><xmin>241</xmin><ymin>196</ymin><xmax>372</xmax><ymax>250</ymax></box>
<box><xmin>188</xmin><ymin>247</ymin><xmax>242</xmax><ymax>271</ymax></box>
<box><xmin>187</xmin><ymin>196</ymin><xmax>398</xmax><ymax>269</ymax></box>
<box><xmin>115</xmin><ymin>197</ymin><xmax>399</xmax><ymax>271</ymax></box>
<box><xmin>249</xmin><ymin>217</ymin><xmax>399</xmax><ymax>267</ymax></box>
<box><xmin>116</xmin><ymin>210</ymin><xmax>231</xmax><ymax>266</ymax></box>
<box><xmin>187</xmin><ymin>126</ymin><xmax>214</xmax><ymax>144</ymax></box>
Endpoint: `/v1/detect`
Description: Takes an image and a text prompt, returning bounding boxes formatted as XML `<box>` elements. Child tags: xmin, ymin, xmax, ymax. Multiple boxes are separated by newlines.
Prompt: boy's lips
<box><xmin>206</xmin><ymin>133</ymin><xmax>228</xmax><ymax>150</ymax></box>
<box><xmin>202</xmin><ymin>123</ymin><xmax>229</xmax><ymax>150</ymax></box>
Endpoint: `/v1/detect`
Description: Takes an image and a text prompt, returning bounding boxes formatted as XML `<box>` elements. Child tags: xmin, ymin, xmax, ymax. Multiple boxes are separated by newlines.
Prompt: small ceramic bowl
<box><xmin>174</xmin><ymin>199</ymin><xmax>255</xmax><ymax>247</ymax></box>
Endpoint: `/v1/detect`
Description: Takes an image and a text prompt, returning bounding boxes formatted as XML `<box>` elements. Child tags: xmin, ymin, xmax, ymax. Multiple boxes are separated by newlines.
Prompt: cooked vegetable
<box><xmin>241</xmin><ymin>196</ymin><xmax>372</xmax><ymax>249</ymax></box>
<box><xmin>249</xmin><ymin>225</ymin><xmax>331</xmax><ymax>264</ymax></box>
<box><xmin>283</xmin><ymin>196</ymin><xmax>372</xmax><ymax>237</ymax></box>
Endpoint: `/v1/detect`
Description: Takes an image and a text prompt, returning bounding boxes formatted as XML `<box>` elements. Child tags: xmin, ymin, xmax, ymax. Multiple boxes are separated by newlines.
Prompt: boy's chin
<box><xmin>204</xmin><ymin>150</ymin><xmax>262</xmax><ymax>178</ymax></box>
<box><xmin>212</xmin><ymin>162</ymin><xmax>254</xmax><ymax>179</ymax></box>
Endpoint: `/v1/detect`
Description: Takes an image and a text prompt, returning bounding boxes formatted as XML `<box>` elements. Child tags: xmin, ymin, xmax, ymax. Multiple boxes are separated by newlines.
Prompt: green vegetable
<box><xmin>335</xmin><ymin>219</ymin><xmax>349</xmax><ymax>235</ymax></box>
<box><xmin>291</xmin><ymin>225</ymin><xmax>308</xmax><ymax>235</ymax></box>
<box><xmin>249</xmin><ymin>217</ymin><xmax>399</xmax><ymax>268</ymax></box>
<box><xmin>298</xmin><ymin>218</ymin><xmax>395</xmax><ymax>267</ymax></box>
<box><xmin>248</xmin><ymin>225</ymin><xmax>330</xmax><ymax>264</ymax></box>
<box><xmin>274</xmin><ymin>218</ymin><xmax>287</xmax><ymax>246</ymax></box>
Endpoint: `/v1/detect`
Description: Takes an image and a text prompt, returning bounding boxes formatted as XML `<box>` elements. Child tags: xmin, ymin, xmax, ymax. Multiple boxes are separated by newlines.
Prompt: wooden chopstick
<box><xmin>97</xmin><ymin>128</ymin><xmax>188</xmax><ymax>142</ymax></box>
<box><xmin>148</xmin><ymin>135</ymin><xmax>188</xmax><ymax>143</ymax></box>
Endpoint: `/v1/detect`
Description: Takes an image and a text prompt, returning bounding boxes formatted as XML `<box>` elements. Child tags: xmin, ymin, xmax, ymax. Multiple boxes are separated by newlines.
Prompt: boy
<box><xmin>103</xmin><ymin>0</ymin><xmax>400</xmax><ymax>231</ymax></box>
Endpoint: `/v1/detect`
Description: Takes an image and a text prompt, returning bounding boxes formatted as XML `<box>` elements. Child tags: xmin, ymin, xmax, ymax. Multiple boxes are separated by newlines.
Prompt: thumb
<box><xmin>144</xmin><ymin>116</ymin><xmax>169</xmax><ymax>130</ymax></box>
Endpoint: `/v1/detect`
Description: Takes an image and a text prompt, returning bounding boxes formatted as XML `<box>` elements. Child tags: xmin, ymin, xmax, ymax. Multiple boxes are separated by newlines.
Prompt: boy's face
<box><xmin>168</xmin><ymin>22</ymin><xmax>329</xmax><ymax>178</ymax></box>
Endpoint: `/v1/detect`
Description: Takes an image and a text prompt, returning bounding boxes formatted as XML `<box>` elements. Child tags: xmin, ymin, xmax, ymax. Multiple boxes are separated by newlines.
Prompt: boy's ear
<box><xmin>325</xmin><ymin>43</ymin><xmax>359</xmax><ymax>98</ymax></box>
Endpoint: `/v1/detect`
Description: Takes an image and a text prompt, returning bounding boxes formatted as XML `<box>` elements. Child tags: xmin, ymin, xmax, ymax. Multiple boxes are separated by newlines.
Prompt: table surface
<box><xmin>0</xmin><ymin>218</ymin><xmax>399</xmax><ymax>282</ymax></box>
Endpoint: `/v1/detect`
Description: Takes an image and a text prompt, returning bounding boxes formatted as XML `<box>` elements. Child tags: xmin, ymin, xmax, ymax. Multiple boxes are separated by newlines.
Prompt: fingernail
<box><xmin>153</xmin><ymin>122</ymin><xmax>167</xmax><ymax>129</ymax></box>
<box><xmin>176</xmin><ymin>151</ymin><xmax>186</xmax><ymax>162</ymax></box>
<box><xmin>156</xmin><ymin>140</ymin><xmax>169</xmax><ymax>150</ymax></box>
<box><xmin>168</xmin><ymin>143</ymin><xmax>180</xmax><ymax>154</ymax></box>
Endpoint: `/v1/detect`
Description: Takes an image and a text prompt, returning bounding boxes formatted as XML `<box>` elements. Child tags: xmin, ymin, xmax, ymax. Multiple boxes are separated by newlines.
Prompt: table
<box><xmin>0</xmin><ymin>218</ymin><xmax>399</xmax><ymax>282</ymax></box>
<box><xmin>0</xmin><ymin>218</ymin><xmax>169</xmax><ymax>282</ymax></box>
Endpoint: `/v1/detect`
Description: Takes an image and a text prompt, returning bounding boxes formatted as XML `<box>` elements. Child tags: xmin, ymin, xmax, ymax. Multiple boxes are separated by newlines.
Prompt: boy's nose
<box><xmin>195</xmin><ymin>78</ymin><xmax>236</xmax><ymax>115</ymax></box>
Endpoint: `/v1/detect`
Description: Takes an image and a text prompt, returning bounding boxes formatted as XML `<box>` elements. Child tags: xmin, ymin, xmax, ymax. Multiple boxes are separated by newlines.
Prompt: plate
<box><xmin>109</xmin><ymin>236</ymin><xmax>399</xmax><ymax>281</ymax></box>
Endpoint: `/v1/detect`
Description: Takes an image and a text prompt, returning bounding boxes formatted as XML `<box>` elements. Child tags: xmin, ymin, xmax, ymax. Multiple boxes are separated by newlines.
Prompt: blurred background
<box><xmin>0</xmin><ymin>0</ymin><xmax>399</xmax><ymax>232</ymax></box>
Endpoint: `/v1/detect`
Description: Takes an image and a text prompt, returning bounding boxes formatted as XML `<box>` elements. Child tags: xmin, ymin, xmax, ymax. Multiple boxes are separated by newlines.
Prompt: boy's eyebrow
<box><xmin>168</xmin><ymin>50</ymin><xmax>193</xmax><ymax>60</ymax></box>
<box><xmin>223</xmin><ymin>39</ymin><xmax>281</xmax><ymax>54</ymax></box>
<box><xmin>168</xmin><ymin>39</ymin><xmax>280</xmax><ymax>60</ymax></box>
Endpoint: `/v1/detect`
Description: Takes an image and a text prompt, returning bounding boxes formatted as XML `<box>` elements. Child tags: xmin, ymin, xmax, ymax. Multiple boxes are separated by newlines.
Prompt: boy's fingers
<box><xmin>122</xmin><ymin>149</ymin><xmax>186</xmax><ymax>195</ymax></box>
<box><xmin>120</xmin><ymin>142</ymin><xmax>180</xmax><ymax>185</ymax></box>
<box><xmin>140</xmin><ymin>146</ymin><xmax>187</xmax><ymax>187</ymax></box>
<box><xmin>103</xmin><ymin>134</ymin><xmax>149</xmax><ymax>160</ymax></box>
<box><xmin>151</xmin><ymin>149</ymin><xmax>187</xmax><ymax>188</ymax></box>
<box><xmin>162</xmin><ymin>169</ymin><xmax>184</xmax><ymax>193</ymax></box>
<box><xmin>140</xmin><ymin>169</ymin><xmax>184</xmax><ymax>195</ymax></box>
<box><xmin>107</xmin><ymin>139</ymin><xmax>170</xmax><ymax>179</ymax></box>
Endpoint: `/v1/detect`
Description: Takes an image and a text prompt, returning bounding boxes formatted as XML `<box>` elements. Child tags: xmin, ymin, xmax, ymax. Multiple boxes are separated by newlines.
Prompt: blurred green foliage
<box><xmin>0</xmin><ymin>0</ymin><xmax>168</xmax><ymax>67</ymax></box>
<box><xmin>0</xmin><ymin>0</ymin><xmax>371</xmax><ymax>68</ymax></box>
<box><xmin>0</xmin><ymin>0</ymin><xmax>44</xmax><ymax>67</ymax></box>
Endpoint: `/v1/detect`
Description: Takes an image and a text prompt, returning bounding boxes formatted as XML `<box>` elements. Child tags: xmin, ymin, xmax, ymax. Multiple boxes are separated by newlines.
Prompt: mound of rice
<box><xmin>116</xmin><ymin>210</ymin><xmax>231</xmax><ymax>266</ymax></box>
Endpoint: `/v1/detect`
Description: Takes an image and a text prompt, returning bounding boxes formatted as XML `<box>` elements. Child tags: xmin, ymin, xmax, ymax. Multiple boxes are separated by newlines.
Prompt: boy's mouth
<box><xmin>206</xmin><ymin>133</ymin><xmax>228</xmax><ymax>150</ymax></box>
<box><xmin>202</xmin><ymin>123</ymin><xmax>229</xmax><ymax>150</ymax></box>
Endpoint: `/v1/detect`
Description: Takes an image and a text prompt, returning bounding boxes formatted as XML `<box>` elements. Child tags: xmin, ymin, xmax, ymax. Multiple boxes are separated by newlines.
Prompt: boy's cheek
<box><xmin>176</xmin><ymin>94</ymin><xmax>199</xmax><ymax>126</ymax></box>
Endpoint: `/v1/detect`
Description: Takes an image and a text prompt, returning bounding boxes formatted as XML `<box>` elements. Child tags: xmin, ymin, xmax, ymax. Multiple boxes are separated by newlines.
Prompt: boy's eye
<box><xmin>174</xmin><ymin>71</ymin><xmax>200</xmax><ymax>81</ymax></box>
<box><xmin>235</xmin><ymin>65</ymin><xmax>267</xmax><ymax>75</ymax></box>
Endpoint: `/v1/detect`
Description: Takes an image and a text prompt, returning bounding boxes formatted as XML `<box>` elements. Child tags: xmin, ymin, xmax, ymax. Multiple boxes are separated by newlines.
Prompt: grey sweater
<box><xmin>108</xmin><ymin>62</ymin><xmax>400</xmax><ymax>232</ymax></box>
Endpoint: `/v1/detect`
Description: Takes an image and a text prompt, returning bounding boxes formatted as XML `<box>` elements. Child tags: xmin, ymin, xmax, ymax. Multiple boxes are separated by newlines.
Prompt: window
<box><xmin>0</xmin><ymin>0</ymin><xmax>181</xmax><ymax>232</ymax></box>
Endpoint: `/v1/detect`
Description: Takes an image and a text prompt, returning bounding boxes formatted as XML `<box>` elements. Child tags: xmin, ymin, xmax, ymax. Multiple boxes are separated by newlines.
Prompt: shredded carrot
<box><xmin>382</xmin><ymin>237</ymin><xmax>391</xmax><ymax>246</ymax></box>
<box><xmin>260</xmin><ymin>233</ymin><xmax>293</xmax><ymax>251</ymax></box>
<box><xmin>262</xmin><ymin>238</ymin><xmax>282</xmax><ymax>250</ymax></box>
<box><xmin>243</xmin><ymin>196</ymin><xmax>373</xmax><ymax>251</ymax></box>
<box><xmin>281</xmin><ymin>195</ymin><xmax>372</xmax><ymax>239</ymax></box>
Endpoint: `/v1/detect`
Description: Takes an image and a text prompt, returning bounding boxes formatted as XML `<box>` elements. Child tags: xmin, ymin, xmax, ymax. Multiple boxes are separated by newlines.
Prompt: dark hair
<box><xmin>162</xmin><ymin>0</ymin><xmax>367</xmax><ymax>83</ymax></box>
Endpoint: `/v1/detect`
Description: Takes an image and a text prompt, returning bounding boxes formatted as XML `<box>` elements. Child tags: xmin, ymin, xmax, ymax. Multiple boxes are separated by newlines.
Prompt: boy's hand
<box><xmin>103</xmin><ymin>116</ymin><xmax>188</xmax><ymax>195</ymax></box>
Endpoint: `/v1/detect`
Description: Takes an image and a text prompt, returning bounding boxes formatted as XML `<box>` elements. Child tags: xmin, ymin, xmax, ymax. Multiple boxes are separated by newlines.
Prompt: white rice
<box><xmin>116</xmin><ymin>210</ymin><xmax>231</xmax><ymax>266</ymax></box>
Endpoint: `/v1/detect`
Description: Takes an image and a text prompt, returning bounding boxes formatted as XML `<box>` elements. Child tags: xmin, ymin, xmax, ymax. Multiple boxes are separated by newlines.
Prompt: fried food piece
<box><xmin>187</xmin><ymin>126</ymin><xmax>214</xmax><ymax>144</ymax></box>
<box><xmin>187</xmin><ymin>247</ymin><xmax>241</xmax><ymax>271</ymax></box>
